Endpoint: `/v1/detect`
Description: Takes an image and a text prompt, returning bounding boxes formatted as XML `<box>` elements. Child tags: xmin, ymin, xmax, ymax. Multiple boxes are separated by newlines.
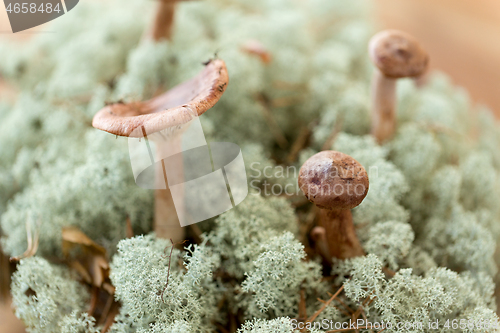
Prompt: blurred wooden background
<box><xmin>1</xmin><ymin>0</ymin><xmax>500</xmax><ymax>332</ymax></box>
<box><xmin>375</xmin><ymin>0</ymin><xmax>500</xmax><ymax>116</ymax></box>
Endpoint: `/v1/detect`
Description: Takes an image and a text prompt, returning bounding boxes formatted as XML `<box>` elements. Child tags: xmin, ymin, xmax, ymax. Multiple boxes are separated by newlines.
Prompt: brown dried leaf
<box><xmin>62</xmin><ymin>227</ymin><xmax>111</xmax><ymax>291</ymax></box>
<box><xmin>62</xmin><ymin>227</ymin><xmax>106</xmax><ymax>256</ymax></box>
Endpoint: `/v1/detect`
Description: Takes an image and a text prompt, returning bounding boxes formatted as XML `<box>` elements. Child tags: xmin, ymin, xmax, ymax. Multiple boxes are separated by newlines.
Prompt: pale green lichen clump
<box><xmin>11</xmin><ymin>257</ymin><xmax>91</xmax><ymax>333</ymax></box>
<box><xmin>109</xmin><ymin>235</ymin><xmax>222</xmax><ymax>332</ymax></box>
<box><xmin>340</xmin><ymin>255</ymin><xmax>498</xmax><ymax>332</ymax></box>
<box><xmin>1</xmin><ymin>0</ymin><xmax>500</xmax><ymax>332</ymax></box>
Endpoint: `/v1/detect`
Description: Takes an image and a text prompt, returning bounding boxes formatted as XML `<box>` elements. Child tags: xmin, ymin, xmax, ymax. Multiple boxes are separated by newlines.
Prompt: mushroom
<box><xmin>146</xmin><ymin>0</ymin><xmax>177</xmax><ymax>41</ymax></box>
<box><xmin>92</xmin><ymin>59</ymin><xmax>229</xmax><ymax>241</ymax></box>
<box><xmin>369</xmin><ymin>29</ymin><xmax>429</xmax><ymax>143</ymax></box>
<box><xmin>298</xmin><ymin>151</ymin><xmax>369</xmax><ymax>260</ymax></box>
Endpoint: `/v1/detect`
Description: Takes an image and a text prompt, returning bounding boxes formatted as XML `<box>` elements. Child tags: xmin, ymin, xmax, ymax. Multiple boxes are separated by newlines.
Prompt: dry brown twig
<box><xmin>298</xmin><ymin>289</ymin><xmax>308</xmax><ymax>332</ymax></box>
<box><xmin>330</xmin><ymin>303</ymin><xmax>352</xmax><ymax>318</ymax></box>
<box><xmin>299</xmin><ymin>290</ymin><xmax>307</xmax><ymax>319</ymax></box>
<box><xmin>334</xmin><ymin>296</ymin><xmax>354</xmax><ymax>315</ymax></box>
<box><xmin>307</xmin><ymin>284</ymin><xmax>345</xmax><ymax>323</ymax></box>
<box><xmin>160</xmin><ymin>238</ymin><xmax>187</xmax><ymax>302</ymax></box>
<box><xmin>361</xmin><ymin>308</ymin><xmax>374</xmax><ymax>333</ymax></box>
<box><xmin>352</xmin><ymin>292</ymin><xmax>376</xmax><ymax>323</ymax></box>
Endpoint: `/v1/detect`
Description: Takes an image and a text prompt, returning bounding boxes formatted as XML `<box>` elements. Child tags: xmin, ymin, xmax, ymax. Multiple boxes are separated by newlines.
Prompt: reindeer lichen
<box><xmin>1</xmin><ymin>0</ymin><xmax>500</xmax><ymax>331</ymax></box>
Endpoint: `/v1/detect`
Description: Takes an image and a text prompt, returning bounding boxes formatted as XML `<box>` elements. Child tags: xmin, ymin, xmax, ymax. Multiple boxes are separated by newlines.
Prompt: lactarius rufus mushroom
<box><xmin>92</xmin><ymin>59</ymin><xmax>229</xmax><ymax>241</ymax></box>
<box><xmin>298</xmin><ymin>151</ymin><xmax>369</xmax><ymax>260</ymax></box>
<box><xmin>146</xmin><ymin>0</ymin><xmax>177</xmax><ymax>41</ymax></box>
<box><xmin>369</xmin><ymin>29</ymin><xmax>429</xmax><ymax>143</ymax></box>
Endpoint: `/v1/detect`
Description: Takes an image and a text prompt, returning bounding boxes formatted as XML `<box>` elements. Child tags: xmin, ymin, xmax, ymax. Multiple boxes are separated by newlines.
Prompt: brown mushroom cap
<box><xmin>369</xmin><ymin>30</ymin><xmax>428</xmax><ymax>78</ymax></box>
<box><xmin>298</xmin><ymin>151</ymin><xmax>369</xmax><ymax>210</ymax></box>
<box><xmin>92</xmin><ymin>59</ymin><xmax>228</xmax><ymax>137</ymax></box>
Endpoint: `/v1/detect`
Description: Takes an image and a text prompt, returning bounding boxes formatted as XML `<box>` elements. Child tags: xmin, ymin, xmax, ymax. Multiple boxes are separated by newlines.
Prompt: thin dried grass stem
<box><xmin>9</xmin><ymin>220</ymin><xmax>40</xmax><ymax>263</ymax></box>
<box><xmin>161</xmin><ymin>238</ymin><xmax>187</xmax><ymax>302</ymax></box>
<box><xmin>307</xmin><ymin>284</ymin><xmax>344</xmax><ymax>323</ymax></box>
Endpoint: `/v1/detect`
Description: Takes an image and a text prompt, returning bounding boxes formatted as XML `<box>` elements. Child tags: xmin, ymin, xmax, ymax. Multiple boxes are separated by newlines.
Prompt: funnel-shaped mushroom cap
<box><xmin>92</xmin><ymin>59</ymin><xmax>228</xmax><ymax>137</ymax></box>
<box><xmin>298</xmin><ymin>151</ymin><xmax>369</xmax><ymax>210</ymax></box>
<box><xmin>369</xmin><ymin>30</ymin><xmax>428</xmax><ymax>78</ymax></box>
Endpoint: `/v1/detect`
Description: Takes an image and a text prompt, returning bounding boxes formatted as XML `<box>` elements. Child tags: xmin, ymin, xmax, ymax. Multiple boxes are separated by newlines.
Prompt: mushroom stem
<box><xmin>371</xmin><ymin>69</ymin><xmax>396</xmax><ymax>143</ymax></box>
<box><xmin>154</xmin><ymin>136</ymin><xmax>185</xmax><ymax>241</ymax></box>
<box><xmin>155</xmin><ymin>189</ymin><xmax>183</xmax><ymax>240</ymax></box>
<box><xmin>318</xmin><ymin>209</ymin><xmax>364</xmax><ymax>260</ymax></box>
<box><xmin>368</xmin><ymin>30</ymin><xmax>429</xmax><ymax>144</ymax></box>
<box><xmin>147</xmin><ymin>0</ymin><xmax>176</xmax><ymax>41</ymax></box>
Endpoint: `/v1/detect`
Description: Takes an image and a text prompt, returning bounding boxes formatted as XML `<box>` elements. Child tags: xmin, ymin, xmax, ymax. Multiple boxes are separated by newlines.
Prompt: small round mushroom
<box><xmin>92</xmin><ymin>59</ymin><xmax>229</xmax><ymax>242</ymax></box>
<box><xmin>298</xmin><ymin>151</ymin><xmax>369</xmax><ymax>260</ymax></box>
<box><xmin>369</xmin><ymin>29</ymin><xmax>429</xmax><ymax>143</ymax></box>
